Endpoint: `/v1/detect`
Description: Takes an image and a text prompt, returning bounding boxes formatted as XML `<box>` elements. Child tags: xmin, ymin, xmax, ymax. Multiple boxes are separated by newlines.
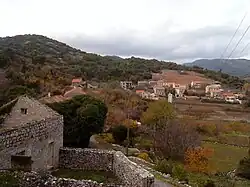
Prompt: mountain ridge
<box><xmin>185</xmin><ymin>58</ymin><xmax>250</xmax><ymax>77</ymax></box>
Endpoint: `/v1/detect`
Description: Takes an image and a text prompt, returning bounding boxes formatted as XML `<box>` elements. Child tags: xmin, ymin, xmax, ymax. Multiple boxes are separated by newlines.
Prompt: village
<box><xmin>39</xmin><ymin>70</ymin><xmax>246</xmax><ymax>106</ymax></box>
<box><xmin>120</xmin><ymin>70</ymin><xmax>245</xmax><ymax>104</ymax></box>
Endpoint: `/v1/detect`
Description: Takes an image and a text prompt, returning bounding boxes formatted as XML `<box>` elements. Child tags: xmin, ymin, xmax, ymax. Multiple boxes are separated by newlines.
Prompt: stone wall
<box><xmin>0</xmin><ymin>115</ymin><xmax>63</xmax><ymax>171</ymax></box>
<box><xmin>0</xmin><ymin>170</ymin><xmax>122</xmax><ymax>187</ymax></box>
<box><xmin>59</xmin><ymin>148</ymin><xmax>154</xmax><ymax>187</ymax></box>
<box><xmin>59</xmin><ymin>148</ymin><xmax>114</xmax><ymax>171</ymax></box>
<box><xmin>113</xmin><ymin>152</ymin><xmax>154</xmax><ymax>187</ymax></box>
<box><xmin>18</xmin><ymin>171</ymin><xmax>121</xmax><ymax>187</ymax></box>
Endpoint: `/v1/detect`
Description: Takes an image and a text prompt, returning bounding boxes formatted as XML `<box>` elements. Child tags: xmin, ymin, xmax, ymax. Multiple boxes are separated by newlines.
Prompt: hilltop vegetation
<box><xmin>0</xmin><ymin>34</ymin><xmax>246</xmax><ymax>104</ymax></box>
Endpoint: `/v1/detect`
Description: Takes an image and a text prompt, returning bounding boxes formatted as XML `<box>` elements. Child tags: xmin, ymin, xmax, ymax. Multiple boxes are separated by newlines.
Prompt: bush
<box><xmin>185</xmin><ymin>147</ymin><xmax>214</xmax><ymax>174</ymax></box>
<box><xmin>236</xmin><ymin>157</ymin><xmax>250</xmax><ymax>179</ymax></box>
<box><xmin>154</xmin><ymin>159</ymin><xmax>173</xmax><ymax>174</ymax></box>
<box><xmin>111</xmin><ymin>125</ymin><xmax>128</xmax><ymax>144</ymax></box>
<box><xmin>137</xmin><ymin>152</ymin><xmax>151</xmax><ymax>162</ymax></box>
<box><xmin>135</xmin><ymin>137</ymin><xmax>152</xmax><ymax>151</ymax></box>
<box><xmin>196</xmin><ymin>124</ymin><xmax>218</xmax><ymax>136</ymax></box>
<box><xmin>204</xmin><ymin>180</ymin><xmax>215</xmax><ymax>187</ymax></box>
<box><xmin>99</xmin><ymin>133</ymin><xmax>115</xmax><ymax>143</ymax></box>
<box><xmin>172</xmin><ymin>164</ymin><xmax>188</xmax><ymax>181</ymax></box>
<box><xmin>0</xmin><ymin>172</ymin><xmax>19</xmax><ymax>187</ymax></box>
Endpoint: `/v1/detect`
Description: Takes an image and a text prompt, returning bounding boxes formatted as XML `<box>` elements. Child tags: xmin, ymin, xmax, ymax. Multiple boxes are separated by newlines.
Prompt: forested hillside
<box><xmin>0</xmin><ymin>34</ymin><xmax>246</xmax><ymax>105</ymax></box>
<box><xmin>185</xmin><ymin>59</ymin><xmax>250</xmax><ymax>77</ymax></box>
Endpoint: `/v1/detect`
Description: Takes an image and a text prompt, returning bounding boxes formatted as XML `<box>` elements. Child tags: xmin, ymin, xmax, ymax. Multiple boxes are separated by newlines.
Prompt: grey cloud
<box><xmin>57</xmin><ymin>25</ymin><xmax>250</xmax><ymax>63</ymax></box>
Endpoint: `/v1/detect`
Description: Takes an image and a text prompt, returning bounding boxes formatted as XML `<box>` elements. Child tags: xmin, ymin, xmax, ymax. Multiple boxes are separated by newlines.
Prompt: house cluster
<box><xmin>205</xmin><ymin>83</ymin><xmax>244</xmax><ymax>104</ymax></box>
<box><xmin>120</xmin><ymin>80</ymin><xmax>189</xmax><ymax>101</ymax></box>
<box><xmin>40</xmin><ymin>78</ymin><xmax>98</xmax><ymax>104</ymax></box>
<box><xmin>120</xmin><ymin>79</ymin><xmax>245</xmax><ymax>104</ymax></box>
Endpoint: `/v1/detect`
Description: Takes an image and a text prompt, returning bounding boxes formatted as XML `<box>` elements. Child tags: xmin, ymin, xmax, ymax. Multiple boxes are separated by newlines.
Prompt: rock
<box><xmin>128</xmin><ymin>148</ymin><xmax>140</xmax><ymax>156</ymax></box>
<box><xmin>163</xmin><ymin>174</ymin><xmax>170</xmax><ymax>179</ymax></box>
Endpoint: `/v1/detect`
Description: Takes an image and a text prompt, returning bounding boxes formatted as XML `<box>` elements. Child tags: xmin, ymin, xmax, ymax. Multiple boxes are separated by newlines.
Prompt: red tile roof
<box><xmin>136</xmin><ymin>90</ymin><xmax>145</xmax><ymax>93</ymax></box>
<box><xmin>72</xmin><ymin>78</ymin><xmax>82</xmax><ymax>83</ymax></box>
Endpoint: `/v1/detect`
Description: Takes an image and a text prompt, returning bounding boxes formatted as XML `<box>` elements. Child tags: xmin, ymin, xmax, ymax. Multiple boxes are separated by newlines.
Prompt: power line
<box><xmin>226</xmin><ymin>24</ymin><xmax>250</xmax><ymax>60</ymax></box>
<box><xmin>219</xmin><ymin>12</ymin><xmax>247</xmax><ymax>60</ymax></box>
<box><xmin>239</xmin><ymin>41</ymin><xmax>250</xmax><ymax>56</ymax></box>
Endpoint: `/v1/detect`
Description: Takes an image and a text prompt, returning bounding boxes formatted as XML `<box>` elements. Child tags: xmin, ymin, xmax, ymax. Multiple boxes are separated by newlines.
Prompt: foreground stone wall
<box><xmin>59</xmin><ymin>148</ymin><xmax>154</xmax><ymax>187</ymax></box>
<box><xmin>20</xmin><ymin>171</ymin><xmax>121</xmax><ymax>187</ymax></box>
<box><xmin>0</xmin><ymin>115</ymin><xmax>63</xmax><ymax>171</ymax></box>
<box><xmin>113</xmin><ymin>152</ymin><xmax>154</xmax><ymax>187</ymax></box>
<box><xmin>59</xmin><ymin>148</ymin><xmax>114</xmax><ymax>171</ymax></box>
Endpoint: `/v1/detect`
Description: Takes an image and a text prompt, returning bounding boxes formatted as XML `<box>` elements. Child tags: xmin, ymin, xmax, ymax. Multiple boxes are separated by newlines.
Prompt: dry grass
<box><xmin>152</xmin><ymin>70</ymin><xmax>213</xmax><ymax>85</ymax></box>
<box><xmin>175</xmin><ymin>98</ymin><xmax>250</xmax><ymax>122</ymax></box>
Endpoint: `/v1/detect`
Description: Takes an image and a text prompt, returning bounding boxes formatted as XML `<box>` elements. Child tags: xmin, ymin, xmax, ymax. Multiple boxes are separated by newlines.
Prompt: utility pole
<box><xmin>125</xmin><ymin>92</ymin><xmax>137</xmax><ymax>156</ymax></box>
<box><xmin>126</xmin><ymin>113</ymin><xmax>130</xmax><ymax>156</ymax></box>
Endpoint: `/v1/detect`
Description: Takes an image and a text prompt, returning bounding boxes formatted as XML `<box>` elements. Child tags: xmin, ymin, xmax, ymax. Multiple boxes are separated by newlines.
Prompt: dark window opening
<box><xmin>17</xmin><ymin>150</ymin><xmax>25</xmax><ymax>155</ymax></box>
<box><xmin>21</xmin><ymin>108</ymin><xmax>27</xmax><ymax>114</ymax></box>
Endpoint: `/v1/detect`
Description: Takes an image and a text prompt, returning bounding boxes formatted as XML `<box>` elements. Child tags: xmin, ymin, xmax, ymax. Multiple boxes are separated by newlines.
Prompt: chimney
<box><xmin>48</xmin><ymin>92</ymin><xmax>51</xmax><ymax>97</ymax></box>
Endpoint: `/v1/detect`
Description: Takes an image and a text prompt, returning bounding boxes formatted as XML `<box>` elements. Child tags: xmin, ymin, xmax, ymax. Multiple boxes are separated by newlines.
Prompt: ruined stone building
<box><xmin>0</xmin><ymin>95</ymin><xmax>63</xmax><ymax>171</ymax></box>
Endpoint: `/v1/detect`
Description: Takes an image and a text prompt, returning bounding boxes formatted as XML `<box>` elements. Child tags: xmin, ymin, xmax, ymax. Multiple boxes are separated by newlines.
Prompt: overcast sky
<box><xmin>1</xmin><ymin>0</ymin><xmax>250</xmax><ymax>63</ymax></box>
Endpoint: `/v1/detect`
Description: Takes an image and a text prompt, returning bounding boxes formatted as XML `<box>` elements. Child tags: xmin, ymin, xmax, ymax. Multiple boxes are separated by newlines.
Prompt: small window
<box><xmin>21</xmin><ymin>108</ymin><xmax>27</xmax><ymax>114</ymax></box>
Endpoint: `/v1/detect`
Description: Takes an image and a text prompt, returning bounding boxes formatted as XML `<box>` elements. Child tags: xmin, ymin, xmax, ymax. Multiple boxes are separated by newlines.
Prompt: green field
<box><xmin>202</xmin><ymin>142</ymin><xmax>248</xmax><ymax>172</ymax></box>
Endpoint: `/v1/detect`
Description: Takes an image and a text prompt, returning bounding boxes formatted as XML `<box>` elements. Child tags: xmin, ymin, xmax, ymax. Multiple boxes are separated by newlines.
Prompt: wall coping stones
<box><xmin>59</xmin><ymin>148</ymin><xmax>154</xmax><ymax>187</ymax></box>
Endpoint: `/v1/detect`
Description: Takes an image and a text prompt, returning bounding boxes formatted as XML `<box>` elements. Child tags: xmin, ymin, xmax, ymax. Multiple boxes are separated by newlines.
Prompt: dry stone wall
<box><xmin>59</xmin><ymin>148</ymin><xmax>114</xmax><ymax>171</ymax></box>
<box><xmin>59</xmin><ymin>148</ymin><xmax>154</xmax><ymax>187</ymax></box>
<box><xmin>0</xmin><ymin>115</ymin><xmax>63</xmax><ymax>171</ymax></box>
<box><xmin>113</xmin><ymin>152</ymin><xmax>154</xmax><ymax>187</ymax></box>
<box><xmin>18</xmin><ymin>171</ymin><xmax>121</xmax><ymax>187</ymax></box>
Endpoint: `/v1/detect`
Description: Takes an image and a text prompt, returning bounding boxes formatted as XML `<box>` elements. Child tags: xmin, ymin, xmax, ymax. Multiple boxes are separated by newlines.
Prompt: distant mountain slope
<box><xmin>185</xmin><ymin>59</ymin><xmax>250</xmax><ymax>77</ymax></box>
<box><xmin>0</xmin><ymin>34</ymin><xmax>246</xmax><ymax>104</ymax></box>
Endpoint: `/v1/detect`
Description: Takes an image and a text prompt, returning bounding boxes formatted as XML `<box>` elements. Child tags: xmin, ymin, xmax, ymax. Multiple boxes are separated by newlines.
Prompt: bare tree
<box><xmin>153</xmin><ymin>120</ymin><xmax>201</xmax><ymax>160</ymax></box>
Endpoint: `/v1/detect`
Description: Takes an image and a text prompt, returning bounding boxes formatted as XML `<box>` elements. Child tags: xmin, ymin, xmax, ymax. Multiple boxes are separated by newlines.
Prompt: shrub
<box><xmin>154</xmin><ymin>159</ymin><xmax>173</xmax><ymax>174</ymax></box>
<box><xmin>204</xmin><ymin>180</ymin><xmax>215</xmax><ymax>187</ymax></box>
<box><xmin>100</xmin><ymin>133</ymin><xmax>115</xmax><ymax>143</ymax></box>
<box><xmin>172</xmin><ymin>164</ymin><xmax>188</xmax><ymax>181</ymax></box>
<box><xmin>0</xmin><ymin>172</ymin><xmax>19</xmax><ymax>187</ymax></box>
<box><xmin>137</xmin><ymin>152</ymin><xmax>151</xmax><ymax>162</ymax></box>
<box><xmin>135</xmin><ymin>137</ymin><xmax>152</xmax><ymax>151</ymax></box>
<box><xmin>236</xmin><ymin>157</ymin><xmax>250</xmax><ymax>179</ymax></box>
<box><xmin>185</xmin><ymin>147</ymin><xmax>214</xmax><ymax>174</ymax></box>
<box><xmin>196</xmin><ymin>124</ymin><xmax>218</xmax><ymax>136</ymax></box>
<box><xmin>111</xmin><ymin>125</ymin><xmax>128</xmax><ymax>144</ymax></box>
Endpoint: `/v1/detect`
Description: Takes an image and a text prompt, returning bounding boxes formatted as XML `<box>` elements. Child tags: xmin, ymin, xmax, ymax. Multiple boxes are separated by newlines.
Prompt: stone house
<box><xmin>153</xmin><ymin>86</ymin><xmax>165</xmax><ymax>96</ymax></box>
<box><xmin>71</xmin><ymin>78</ymin><xmax>86</xmax><ymax>87</ymax></box>
<box><xmin>137</xmin><ymin>81</ymin><xmax>148</xmax><ymax>87</ymax></box>
<box><xmin>0</xmin><ymin>95</ymin><xmax>63</xmax><ymax>171</ymax></box>
<box><xmin>136</xmin><ymin>89</ymin><xmax>159</xmax><ymax>100</ymax></box>
<box><xmin>120</xmin><ymin>81</ymin><xmax>133</xmax><ymax>90</ymax></box>
<box><xmin>205</xmin><ymin>84</ymin><xmax>222</xmax><ymax>97</ymax></box>
<box><xmin>175</xmin><ymin>85</ymin><xmax>187</xmax><ymax>98</ymax></box>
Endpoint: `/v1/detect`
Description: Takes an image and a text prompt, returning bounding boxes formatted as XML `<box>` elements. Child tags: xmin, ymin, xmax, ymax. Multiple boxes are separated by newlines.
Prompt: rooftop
<box><xmin>1</xmin><ymin>95</ymin><xmax>60</xmax><ymax>129</ymax></box>
<box><xmin>72</xmin><ymin>78</ymin><xmax>82</xmax><ymax>83</ymax></box>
